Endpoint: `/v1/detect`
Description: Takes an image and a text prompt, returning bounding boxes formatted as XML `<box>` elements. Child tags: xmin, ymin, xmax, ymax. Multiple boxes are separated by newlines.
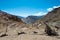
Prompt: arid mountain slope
<box><xmin>41</xmin><ymin>7</ymin><xmax>60</xmax><ymax>22</ymax></box>
<box><xmin>38</xmin><ymin>7</ymin><xmax>60</xmax><ymax>36</ymax></box>
<box><xmin>0</xmin><ymin>10</ymin><xmax>25</xmax><ymax>36</ymax></box>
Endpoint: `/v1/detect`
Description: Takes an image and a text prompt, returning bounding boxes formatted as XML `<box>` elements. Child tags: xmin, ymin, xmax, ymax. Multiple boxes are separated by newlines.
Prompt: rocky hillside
<box><xmin>37</xmin><ymin>7</ymin><xmax>60</xmax><ymax>36</ymax></box>
<box><xmin>41</xmin><ymin>7</ymin><xmax>60</xmax><ymax>23</ymax></box>
<box><xmin>0</xmin><ymin>10</ymin><xmax>26</xmax><ymax>36</ymax></box>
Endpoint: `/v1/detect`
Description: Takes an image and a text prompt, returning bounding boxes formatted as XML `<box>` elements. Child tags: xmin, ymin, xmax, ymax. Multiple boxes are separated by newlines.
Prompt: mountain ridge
<box><xmin>22</xmin><ymin>15</ymin><xmax>44</xmax><ymax>24</ymax></box>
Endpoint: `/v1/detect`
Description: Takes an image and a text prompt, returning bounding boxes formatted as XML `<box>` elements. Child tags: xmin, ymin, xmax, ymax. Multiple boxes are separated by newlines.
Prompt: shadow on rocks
<box><xmin>18</xmin><ymin>32</ymin><xmax>26</xmax><ymax>35</ymax></box>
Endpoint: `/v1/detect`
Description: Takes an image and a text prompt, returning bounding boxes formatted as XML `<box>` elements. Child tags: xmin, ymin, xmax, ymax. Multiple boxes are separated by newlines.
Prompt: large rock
<box><xmin>44</xmin><ymin>23</ymin><xmax>59</xmax><ymax>36</ymax></box>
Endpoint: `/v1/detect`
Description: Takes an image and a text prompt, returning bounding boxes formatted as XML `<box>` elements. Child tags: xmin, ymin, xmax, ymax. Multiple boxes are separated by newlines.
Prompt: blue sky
<box><xmin>0</xmin><ymin>0</ymin><xmax>60</xmax><ymax>17</ymax></box>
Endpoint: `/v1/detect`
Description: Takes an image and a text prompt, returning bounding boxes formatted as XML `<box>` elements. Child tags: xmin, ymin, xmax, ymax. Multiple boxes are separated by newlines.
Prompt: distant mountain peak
<box><xmin>22</xmin><ymin>15</ymin><xmax>44</xmax><ymax>24</ymax></box>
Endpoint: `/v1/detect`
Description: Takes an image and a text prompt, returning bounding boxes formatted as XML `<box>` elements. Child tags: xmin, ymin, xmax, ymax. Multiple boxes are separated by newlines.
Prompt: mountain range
<box><xmin>22</xmin><ymin>15</ymin><xmax>44</xmax><ymax>24</ymax></box>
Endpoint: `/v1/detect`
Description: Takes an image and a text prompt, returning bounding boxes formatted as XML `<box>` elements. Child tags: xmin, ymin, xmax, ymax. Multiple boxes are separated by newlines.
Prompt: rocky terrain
<box><xmin>0</xmin><ymin>7</ymin><xmax>60</xmax><ymax>40</ymax></box>
<box><xmin>40</xmin><ymin>7</ymin><xmax>60</xmax><ymax>36</ymax></box>
<box><xmin>41</xmin><ymin>7</ymin><xmax>60</xmax><ymax>22</ymax></box>
<box><xmin>0</xmin><ymin>10</ymin><xmax>26</xmax><ymax>36</ymax></box>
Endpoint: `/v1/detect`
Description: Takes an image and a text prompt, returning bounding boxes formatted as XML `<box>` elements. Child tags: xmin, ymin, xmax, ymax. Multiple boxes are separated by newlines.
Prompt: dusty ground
<box><xmin>0</xmin><ymin>34</ymin><xmax>60</xmax><ymax>40</ymax></box>
<box><xmin>0</xmin><ymin>27</ymin><xmax>60</xmax><ymax>40</ymax></box>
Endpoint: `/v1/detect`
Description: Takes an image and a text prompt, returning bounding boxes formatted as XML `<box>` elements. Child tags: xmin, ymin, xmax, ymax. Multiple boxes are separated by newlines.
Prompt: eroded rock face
<box><xmin>48</xmin><ymin>22</ymin><xmax>60</xmax><ymax>36</ymax></box>
<box><xmin>44</xmin><ymin>23</ymin><xmax>59</xmax><ymax>36</ymax></box>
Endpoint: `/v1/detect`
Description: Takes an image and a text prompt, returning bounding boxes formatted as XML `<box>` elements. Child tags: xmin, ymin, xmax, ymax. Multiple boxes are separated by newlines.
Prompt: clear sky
<box><xmin>0</xmin><ymin>0</ymin><xmax>60</xmax><ymax>17</ymax></box>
